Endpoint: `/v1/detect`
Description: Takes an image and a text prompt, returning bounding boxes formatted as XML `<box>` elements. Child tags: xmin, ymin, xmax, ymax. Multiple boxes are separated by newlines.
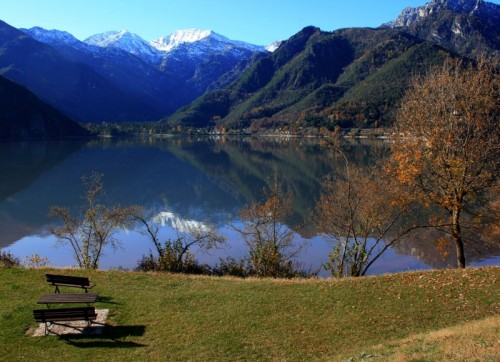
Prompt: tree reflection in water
<box><xmin>0</xmin><ymin>137</ymin><xmax>497</xmax><ymax>272</ymax></box>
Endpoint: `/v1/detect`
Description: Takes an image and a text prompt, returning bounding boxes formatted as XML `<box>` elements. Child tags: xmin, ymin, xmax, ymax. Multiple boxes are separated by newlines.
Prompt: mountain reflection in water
<box><xmin>1</xmin><ymin>136</ymin><xmax>498</xmax><ymax>274</ymax></box>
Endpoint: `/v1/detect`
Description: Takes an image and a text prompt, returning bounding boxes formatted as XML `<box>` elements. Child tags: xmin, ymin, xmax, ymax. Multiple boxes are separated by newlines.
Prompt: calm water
<box><xmin>1</xmin><ymin>136</ymin><xmax>498</xmax><ymax>275</ymax></box>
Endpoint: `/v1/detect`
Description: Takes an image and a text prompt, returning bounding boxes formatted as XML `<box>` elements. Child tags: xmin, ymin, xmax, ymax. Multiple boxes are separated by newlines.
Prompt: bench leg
<box><xmin>54</xmin><ymin>285</ymin><xmax>60</xmax><ymax>293</ymax></box>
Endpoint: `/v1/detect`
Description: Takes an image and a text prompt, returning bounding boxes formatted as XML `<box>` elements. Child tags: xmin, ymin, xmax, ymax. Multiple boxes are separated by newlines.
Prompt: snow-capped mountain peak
<box><xmin>84</xmin><ymin>30</ymin><xmax>160</xmax><ymax>59</ymax></box>
<box><xmin>85</xmin><ymin>29</ymin><xmax>131</xmax><ymax>47</ymax></box>
<box><xmin>150</xmin><ymin>28</ymin><xmax>266</xmax><ymax>53</ymax></box>
<box><xmin>150</xmin><ymin>29</ymin><xmax>213</xmax><ymax>52</ymax></box>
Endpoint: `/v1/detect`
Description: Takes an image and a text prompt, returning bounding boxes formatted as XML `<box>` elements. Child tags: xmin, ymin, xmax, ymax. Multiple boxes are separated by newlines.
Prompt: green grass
<box><xmin>0</xmin><ymin>266</ymin><xmax>498</xmax><ymax>361</ymax></box>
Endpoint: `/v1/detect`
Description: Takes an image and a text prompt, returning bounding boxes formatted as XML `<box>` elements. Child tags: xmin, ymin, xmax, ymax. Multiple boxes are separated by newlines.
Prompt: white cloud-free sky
<box><xmin>1</xmin><ymin>0</ymin><xmax>499</xmax><ymax>45</ymax></box>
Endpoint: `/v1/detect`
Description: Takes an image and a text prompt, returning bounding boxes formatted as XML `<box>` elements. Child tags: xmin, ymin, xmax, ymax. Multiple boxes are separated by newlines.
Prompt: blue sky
<box><xmin>1</xmin><ymin>0</ymin><xmax>499</xmax><ymax>45</ymax></box>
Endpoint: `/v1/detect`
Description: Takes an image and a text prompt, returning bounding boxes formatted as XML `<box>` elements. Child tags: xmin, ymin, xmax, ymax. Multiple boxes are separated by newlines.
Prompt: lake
<box><xmin>1</xmin><ymin>136</ymin><xmax>498</xmax><ymax>276</ymax></box>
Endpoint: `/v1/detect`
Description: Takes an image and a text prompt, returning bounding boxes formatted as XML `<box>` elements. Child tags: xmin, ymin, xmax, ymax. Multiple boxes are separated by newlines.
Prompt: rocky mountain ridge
<box><xmin>386</xmin><ymin>0</ymin><xmax>499</xmax><ymax>58</ymax></box>
<box><xmin>388</xmin><ymin>0</ymin><xmax>499</xmax><ymax>27</ymax></box>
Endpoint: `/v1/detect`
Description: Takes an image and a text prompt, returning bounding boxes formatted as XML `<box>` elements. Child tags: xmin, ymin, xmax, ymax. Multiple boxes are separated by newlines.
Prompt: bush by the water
<box><xmin>0</xmin><ymin>251</ymin><xmax>20</xmax><ymax>267</ymax></box>
<box><xmin>135</xmin><ymin>251</ymin><xmax>309</xmax><ymax>278</ymax></box>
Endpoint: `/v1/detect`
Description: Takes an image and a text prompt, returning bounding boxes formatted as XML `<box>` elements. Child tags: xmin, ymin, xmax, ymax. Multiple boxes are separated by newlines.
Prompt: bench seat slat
<box><xmin>35</xmin><ymin>315</ymin><xmax>97</xmax><ymax>322</ymax></box>
<box><xmin>33</xmin><ymin>307</ymin><xmax>97</xmax><ymax>323</ymax></box>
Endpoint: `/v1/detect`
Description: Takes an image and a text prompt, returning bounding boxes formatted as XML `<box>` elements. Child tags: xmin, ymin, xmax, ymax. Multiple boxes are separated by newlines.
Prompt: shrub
<box><xmin>136</xmin><ymin>239</ymin><xmax>211</xmax><ymax>275</ymax></box>
<box><xmin>211</xmin><ymin>257</ymin><xmax>249</xmax><ymax>278</ymax></box>
<box><xmin>0</xmin><ymin>251</ymin><xmax>21</xmax><ymax>267</ymax></box>
<box><xmin>23</xmin><ymin>254</ymin><xmax>50</xmax><ymax>269</ymax></box>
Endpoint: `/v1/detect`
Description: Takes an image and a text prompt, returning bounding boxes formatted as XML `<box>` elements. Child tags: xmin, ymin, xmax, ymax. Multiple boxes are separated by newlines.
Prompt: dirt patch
<box><xmin>33</xmin><ymin>309</ymin><xmax>109</xmax><ymax>336</ymax></box>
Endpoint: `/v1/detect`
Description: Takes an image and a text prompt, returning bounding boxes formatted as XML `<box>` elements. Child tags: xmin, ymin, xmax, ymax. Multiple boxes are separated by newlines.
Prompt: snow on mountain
<box><xmin>80</xmin><ymin>28</ymin><xmax>266</xmax><ymax>64</ymax></box>
<box><xmin>23</xmin><ymin>25</ymin><xmax>268</xmax><ymax>68</ymax></box>
<box><xmin>150</xmin><ymin>29</ymin><xmax>266</xmax><ymax>53</ymax></box>
<box><xmin>266</xmin><ymin>40</ymin><xmax>283</xmax><ymax>52</ymax></box>
<box><xmin>153</xmin><ymin>211</ymin><xmax>209</xmax><ymax>233</ymax></box>
<box><xmin>150</xmin><ymin>29</ymin><xmax>213</xmax><ymax>51</ymax></box>
<box><xmin>21</xmin><ymin>27</ymin><xmax>88</xmax><ymax>49</ymax></box>
<box><xmin>84</xmin><ymin>30</ymin><xmax>161</xmax><ymax>61</ymax></box>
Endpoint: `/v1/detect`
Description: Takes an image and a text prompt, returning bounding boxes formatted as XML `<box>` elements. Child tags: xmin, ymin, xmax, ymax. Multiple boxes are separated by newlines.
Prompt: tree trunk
<box><xmin>451</xmin><ymin>207</ymin><xmax>466</xmax><ymax>268</ymax></box>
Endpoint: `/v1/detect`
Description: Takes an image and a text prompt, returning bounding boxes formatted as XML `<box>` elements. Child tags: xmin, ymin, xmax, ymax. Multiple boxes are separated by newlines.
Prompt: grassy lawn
<box><xmin>0</xmin><ymin>266</ymin><xmax>498</xmax><ymax>361</ymax></box>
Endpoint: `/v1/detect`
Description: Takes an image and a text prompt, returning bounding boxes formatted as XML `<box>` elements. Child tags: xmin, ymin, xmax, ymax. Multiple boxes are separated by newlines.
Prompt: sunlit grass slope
<box><xmin>0</xmin><ymin>266</ymin><xmax>498</xmax><ymax>361</ymax></box>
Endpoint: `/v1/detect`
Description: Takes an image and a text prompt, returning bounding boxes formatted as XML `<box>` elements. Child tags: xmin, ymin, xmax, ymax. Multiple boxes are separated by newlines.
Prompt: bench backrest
<box><xmin>46</xmin><ymin>274</ymin><xmax>91</xmax><ymax>287</ymax></box>
<box><xmin>33</xmin><ymin>307</ymin><xmax>97</xmax><ymax>323</ymax></box>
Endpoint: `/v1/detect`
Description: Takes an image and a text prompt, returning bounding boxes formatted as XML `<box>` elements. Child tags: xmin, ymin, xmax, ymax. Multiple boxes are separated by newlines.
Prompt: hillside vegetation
<box><xmin>166</xmin><ymin>27</ymin><xmax>452</xmax><ymax>130</ymax></box>
<box><xmin>1</xmin><ymin>266</ymin><xmax>498</xmax><ymax>361</ymax></box>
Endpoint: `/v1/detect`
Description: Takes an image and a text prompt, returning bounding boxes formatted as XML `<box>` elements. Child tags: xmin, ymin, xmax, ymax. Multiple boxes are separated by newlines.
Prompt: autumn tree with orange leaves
<box><xmin>314</xmin><ymin>138</ymin><xmax>419</xmax><ymax>277</ymax></box>
<box><xmin>389</xmin><ymin>58</ymin><xmax>499</xmax><ymax>268</ymax></box>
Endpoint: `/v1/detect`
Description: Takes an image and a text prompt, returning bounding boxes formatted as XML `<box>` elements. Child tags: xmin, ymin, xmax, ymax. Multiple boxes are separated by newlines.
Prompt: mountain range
<box><xmin>168</xmin><ymin>0</ymin><xmax>499</xmax><ymax>130</ymax></box>
<box><xmin>0</xmin><ymin>23</ymin><xmax>269</xmax><ymax>126</ymax></box>
<box><xmin>0</xmin><ymin>0</ymin><xmax>498</xmax><ymax>139</ymax></box>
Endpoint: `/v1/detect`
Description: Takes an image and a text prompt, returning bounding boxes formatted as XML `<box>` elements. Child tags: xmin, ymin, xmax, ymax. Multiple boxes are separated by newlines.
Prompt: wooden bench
<box><xmin>46</xmin><ymin>274</ymin><xmax>95</xmax><ymax>293</ymax></box>
<box><xmin>33</xmin><ymin>307</ymin><xmax>97</xmax><ymax>335</ymax></box>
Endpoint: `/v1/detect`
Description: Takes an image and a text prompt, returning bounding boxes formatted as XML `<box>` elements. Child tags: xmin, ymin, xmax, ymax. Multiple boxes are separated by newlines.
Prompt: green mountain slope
<box><xmin>165</xmin><ymin>27</ymin><xmax>451</xmax><ymax>129</ymax></box>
